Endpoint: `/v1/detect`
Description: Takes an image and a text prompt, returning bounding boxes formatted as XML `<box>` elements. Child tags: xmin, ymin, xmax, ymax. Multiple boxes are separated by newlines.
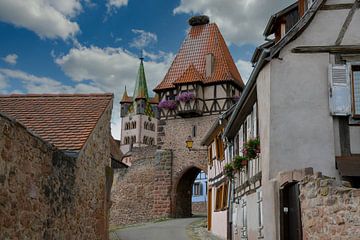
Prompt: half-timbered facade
<box><xmin>201</xmin><ymin>107</ymin><xmax>233</xmax><ymax>240</ymax></box>
<box><xmin>223</xmin><ymin>0</ymin><xmax>360</xmax><ymax>239</ymax></box>
<box><xmin>154</xmin><ymin>17</ymin><xmax>243</xmax><ymax>120</ymax></box>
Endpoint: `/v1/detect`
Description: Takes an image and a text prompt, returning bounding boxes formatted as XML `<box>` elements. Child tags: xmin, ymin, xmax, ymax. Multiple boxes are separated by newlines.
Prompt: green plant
<box><xmin>224</xmin><ymin>163</ymin><xmax>234</xmax><ymax>179</ymax></box>
<box><xmin>233</xmin><ymin>155</ymin><xmax>248</xmax><ymax>170</ymax></box>
<box><xmin>243</xmin><ymin>138</ymin><xmax>260</xmax><ymax>159</ymax></box>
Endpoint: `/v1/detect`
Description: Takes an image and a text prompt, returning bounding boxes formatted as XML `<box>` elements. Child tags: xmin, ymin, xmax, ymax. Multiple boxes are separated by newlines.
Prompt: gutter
<box><xmin>223</xmin><ymin>49</ymin><xmax>270</xmax><ymax>139</ymax></box>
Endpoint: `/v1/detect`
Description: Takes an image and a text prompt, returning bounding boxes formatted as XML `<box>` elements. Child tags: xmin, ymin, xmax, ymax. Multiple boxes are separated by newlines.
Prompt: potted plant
<box><xmin>224</xmin><ymin>163</ymin><xmax>234</xmax><ymax>179</ymax></box>
<box><xmin>158</xmin><ymin>99</ymin><xmax>177</xmax><ymax>110</ymax></box>
<box><xmin>233</xmin><ymin>155</ymin><xmax>248</xmax><ymax>170</ymax></box>
<box><xmin>243</xmin><ymin>138</ymin><xmax>260</xmax><ymax>159</ymax></box>
<box><xmin>175</xmin><ymin>91</ymin><xmax>195</xmax><ymax>103</ymax></box>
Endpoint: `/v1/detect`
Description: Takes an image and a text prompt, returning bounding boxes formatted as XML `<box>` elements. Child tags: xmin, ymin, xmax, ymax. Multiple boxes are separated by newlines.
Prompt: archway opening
<box><xmin>174</xmin><ymin>166</ymin><xmax>207</xmax><ymax>218</ymax></box>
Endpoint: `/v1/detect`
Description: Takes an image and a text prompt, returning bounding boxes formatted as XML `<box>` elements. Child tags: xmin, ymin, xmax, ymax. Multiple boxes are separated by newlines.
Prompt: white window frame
<box><xmin>257</xmin><ymin>190</ymin><xmax>264</xmax><ymax>239</ymax></box>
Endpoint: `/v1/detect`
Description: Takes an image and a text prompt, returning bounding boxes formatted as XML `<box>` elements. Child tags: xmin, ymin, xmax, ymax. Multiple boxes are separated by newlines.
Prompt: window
<box><xmin>328</xmin><ymin>64</ymin><xmax>360</xmax><ymax>117</ymax></box>
<box><xmin>257</xmin><ymin>190</ymin><xmax>264</xmax><ymax>238</ymax></box>
<box><xmin>215</xmin><ymin>185</ymin><xmax>223</xmax><ymax>211</ymax></box>
<box><xmin>215</xmin><ymin>135</ymin><xmax>225</xmax><ymax>161</ymax></box>
<box><xmin>241</xmin><ymin>198</ymin><xmax>247</xmax><ymax>239</ymax></box>
<box><xmin>352</xmin><ymin>66</ymin><xmax>360</xmax><ymax>117</ymax></box>
<box><xmin>193</xmin><ymin>182</ymin><xmax>202</xmax><ymax>196</ymax></box>
<box><xmin>215</xmin><ymin>183</ymin><xmax>228</xmax><ymax>211</ymax></box>
<box><xmin>192</xmin><ymin>125</ymin><xmax>196</xmax><ymax>138</ymax></box>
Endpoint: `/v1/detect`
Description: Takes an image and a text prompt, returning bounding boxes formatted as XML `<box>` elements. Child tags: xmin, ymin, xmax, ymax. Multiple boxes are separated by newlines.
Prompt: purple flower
<box><xmin>158</xmin><ymin>99</ymin><xmax>177</xmax><ymax>110</ymax></box>
<box><xmin>176</xmin><ymin>92</ymin><xmax>195</xmax><ymax>102</ymax></box>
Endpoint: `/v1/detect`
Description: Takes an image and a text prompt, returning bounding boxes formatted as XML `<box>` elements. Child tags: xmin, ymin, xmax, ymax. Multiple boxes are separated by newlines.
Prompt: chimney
<box><xmin>205</xmin><ymin>53</ymin><xmax>214</xmax><ymax>78</ymax></box>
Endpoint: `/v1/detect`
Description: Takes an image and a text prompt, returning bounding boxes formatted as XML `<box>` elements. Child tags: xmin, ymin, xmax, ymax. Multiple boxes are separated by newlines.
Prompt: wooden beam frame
<box><xmin>321</xmin><ymin>4</ymin><xmax>354</xmax><ymax>10</ymax></box>
<box><xmin>292</xmin><ymin>45</ymin><xmax>360</xmax><ymax>54</ymax></box>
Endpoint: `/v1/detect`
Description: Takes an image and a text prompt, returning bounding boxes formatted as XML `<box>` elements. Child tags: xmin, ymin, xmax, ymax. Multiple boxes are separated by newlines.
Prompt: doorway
<box><xmin>280</xmin><ymin>182</ymin><xmax>302</xmax><ymax>240</ymax></box>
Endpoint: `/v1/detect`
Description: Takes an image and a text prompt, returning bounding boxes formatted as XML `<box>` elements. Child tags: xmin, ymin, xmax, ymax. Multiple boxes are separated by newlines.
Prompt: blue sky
<box><xmin>0</xmin><ymin>0</ymin><xmax>294</xmax><ymax>139</ymax></box>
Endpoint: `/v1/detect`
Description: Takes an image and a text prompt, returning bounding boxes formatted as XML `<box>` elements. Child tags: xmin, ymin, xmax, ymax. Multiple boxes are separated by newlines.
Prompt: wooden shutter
<box><xmin>246</xmin><ymin>115</ymin><xmax>252</xmax><ymax>140</ymax></box>
<box><xmin>215</xmin><ymin>136</ymin><xmax>220</xmax><ymax>160</ymax></box>
<box><xmin>239</xmin><ymin>125</ymin><xmax>244</xmax><ymax>156</ymax></box>
<box><xmin>219</xmin><ymin>138</ymin><xmax>225</xmax><ymax>161</ymax></box>
<box><xmin>329</xmin><ymin>64</ymin><xmax>351</xmax><ymax>115</ymax></box>
<box><xmin>222</xmin><ymin>183</ymin><xmax>228</xmax><ymax>209</ymax></box>
<box><xmin>208</xmin><ymin>145</ymin><xmax>213</xmax><ymax>166</ymax></box>
<box><xmin>253</xmin><ymin>103</ymin><xmax>257</xmax><ymax>138</ymax></box>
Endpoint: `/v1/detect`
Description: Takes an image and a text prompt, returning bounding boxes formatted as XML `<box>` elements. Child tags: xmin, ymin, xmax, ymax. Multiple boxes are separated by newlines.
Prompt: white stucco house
<box><xmin>223</xmin><ymin>0</ymin><xmax>360</xmax><ymax>239</ymax></box>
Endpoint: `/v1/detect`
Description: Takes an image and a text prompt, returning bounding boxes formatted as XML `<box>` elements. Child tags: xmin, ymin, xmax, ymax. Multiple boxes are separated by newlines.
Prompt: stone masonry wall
<box><xmin>110</xmin><ymin>147</ymin><xmax>173</xmax><ymax>227</ymax></box>
<box><xmin>158</xmin><ymin>115</ymin><xmax>216</xmax><ymax>216</ymax></box>
<box><xmin>0</xmin><ymin>103</ymin><xmax>112</xmax><ymax>240</ymax></box>
<box><xmin>299</xmin><ymin>174</ymin><xmax>360</xmax><ymax>240</ymax></box>
<box><xmin>192</xmin><ymin>202</ymin><xmax>207</xmax><ymax>215</ymax></box>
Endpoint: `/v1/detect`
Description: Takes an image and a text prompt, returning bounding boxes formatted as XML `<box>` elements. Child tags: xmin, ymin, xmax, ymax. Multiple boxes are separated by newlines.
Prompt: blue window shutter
<box><xmin>328</xmin><ymin>64</ymin><xmax>351</xmax><ymax>116</ymax></box>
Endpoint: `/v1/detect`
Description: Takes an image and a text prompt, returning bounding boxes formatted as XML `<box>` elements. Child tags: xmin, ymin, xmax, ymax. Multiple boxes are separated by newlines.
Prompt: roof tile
<box><xmin>0</xmin><ymin>93</ymin><xmax>113</xmax><ymax>150</ymax></box>
<box><xmin>154</xmin><ymin>23</ymin><xmax>244</xmax><ymax>91</ymax></box>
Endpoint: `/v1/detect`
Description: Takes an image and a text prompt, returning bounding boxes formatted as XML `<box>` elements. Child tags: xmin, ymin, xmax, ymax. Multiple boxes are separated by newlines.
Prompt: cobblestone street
<box><xmin>110</xmin><ymin>217</ymin><xmax>222</xmax><ymax>240</ymax></box>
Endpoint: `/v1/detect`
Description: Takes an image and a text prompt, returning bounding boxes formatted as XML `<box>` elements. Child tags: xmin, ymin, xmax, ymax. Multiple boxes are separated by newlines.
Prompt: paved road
<box><xmin>110</xmin><ymin>217</ymin><xmax>203</xmax><ymax>240</ymax></box>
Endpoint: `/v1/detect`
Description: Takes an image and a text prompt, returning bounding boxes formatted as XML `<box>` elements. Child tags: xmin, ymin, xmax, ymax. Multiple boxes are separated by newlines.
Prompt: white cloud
<box><xmin>0</xmin><ymin>73</ymin><xmax>8</xmax><ymax>91</ymax></box>
<box><xmin>0</xmin><ymin>0</ymin><xmax>81</xmax><ymax>40</ymax></box>
<box><xmin>236</xmin><ymin>59</ymin><xmax>253</xmax><ymax>84</ymax></box>
<box><xmin>174</xmin><ymin>0</ymin><xmax>294</xmax><ymax>46</ymax></box>
<box><xmin>130</xmin><ymin>29</ymin><xmax>158</xmax><ymax>49</ymax></box>
<box><xmin>55</xmin><ymin>46</ymin><xmax>171</xmax><ymax>93</ymax></box>
<box><xmin>3</xmin><ymin>54</ymin><xmax>18</xmax><ymax>65</ymax></box>
<box><xmin>55</xmin><ymin>46</ymin><xmax>173</xmax><ymax>139</ymax></box>
<box><xmin>107</xmin><ymin>0</ymin><xmax>128</xmax><ymax>13</ymax></box>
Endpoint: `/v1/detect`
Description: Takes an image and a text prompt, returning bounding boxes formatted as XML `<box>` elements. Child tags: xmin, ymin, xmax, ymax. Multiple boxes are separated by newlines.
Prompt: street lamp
<box><xmin>185</xmin><ymin>136</ymin><xmax>194</xmax><ymax>151</ymax></box>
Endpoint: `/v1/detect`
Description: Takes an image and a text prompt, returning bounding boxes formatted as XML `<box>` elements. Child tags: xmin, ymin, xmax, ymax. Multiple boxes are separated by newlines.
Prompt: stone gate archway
<box><xmin>171</xmin><ymin>165</ymin><xmax>206</xmax><ymax>218</ymax></box>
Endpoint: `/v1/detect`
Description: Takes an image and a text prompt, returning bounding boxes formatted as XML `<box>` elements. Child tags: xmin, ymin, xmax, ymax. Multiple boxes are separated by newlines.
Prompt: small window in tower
<box><xmin>192</xmin><ymin>125</ymin><xmax>196</xmax><ymax>138</ymax></box>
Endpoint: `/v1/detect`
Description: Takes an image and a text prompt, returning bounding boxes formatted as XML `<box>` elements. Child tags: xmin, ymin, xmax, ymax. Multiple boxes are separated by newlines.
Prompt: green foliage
<box><xmin>233</xmin><ymin>155</ymin><xmax>248</xmax><ymax>170</ymax></box>
<box><xmin>243</xmin><ymin>138</ymin><xmax>260</xmax><ymax>159</ymax></box>
<box><xmin>224</xmin><ymin>163</ymin><xmax>234</xmax><ymax>179</ymax></box>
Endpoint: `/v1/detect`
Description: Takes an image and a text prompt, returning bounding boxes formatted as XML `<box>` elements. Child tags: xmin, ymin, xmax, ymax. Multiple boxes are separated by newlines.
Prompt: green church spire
<box><xmin>133</xmin><ymin>57</ymin><xmax>149</xmax><ymax>100</ymax></box>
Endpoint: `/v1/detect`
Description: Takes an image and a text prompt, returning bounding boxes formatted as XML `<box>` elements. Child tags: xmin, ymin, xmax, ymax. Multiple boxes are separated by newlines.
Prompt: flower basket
<box><xmin>175</xmin><ymin>92</ymin><xmax>195</xmax><ymax>103</ymax></box>
<box><xmin>158</xmin><ymin>99</ymin><xmax>177</xmax><ymax>110</ymax></box>
<box><xmin>224</xmin><ymin>163</ymin><xmax>234</xmax><ymax>179</ymax></box>
<box><xmin>233</xmin><ymin>155</ymin><xmax>248</xmax><ymax>170</ymax></box>
<box><xmin>243</xmin><ymin>138</ymin><xmax>260</xmax><ymax>159</ymax></box>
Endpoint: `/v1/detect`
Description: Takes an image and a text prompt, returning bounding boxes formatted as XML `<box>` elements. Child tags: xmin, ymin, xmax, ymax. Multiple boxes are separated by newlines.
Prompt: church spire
<box><xmin>133</xmin><ymin>57</ymin><xmax>149</xmax><ymax>100</ymax></box>
<box><xmin>120</xmin><ymin>86</ymin><xmax>132</xmax><ymax>103</ymax></box>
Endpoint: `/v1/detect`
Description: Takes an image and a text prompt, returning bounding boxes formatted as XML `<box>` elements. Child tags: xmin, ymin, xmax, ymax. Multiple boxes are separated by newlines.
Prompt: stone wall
<box><xmin>158</xmin><ymin>116</ymin><xmax>216</xmax><ymax>216</ymax></box>
<box><xmin>192</xmin><ymin>202</ymin><xmax>207</xmax><ymax>215</ymax></box>
<box><xmin>110</xmin><ymin>147</ymin><xmax>173</xmax><ymax>227</ymax></box>
<box><xmin>299</xmin><ymin>174</ymin><xmax>360</xmax><ymax>240</ymax></box>
<box><xmin>0</xmin><ymin>103</ymin><xmax>112</xmax><ymax>239</ymax></box>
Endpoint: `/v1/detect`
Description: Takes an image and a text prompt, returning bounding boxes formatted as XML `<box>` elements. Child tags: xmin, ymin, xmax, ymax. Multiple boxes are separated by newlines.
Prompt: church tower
<box><xmin>120</xmin><ymin>57</ymin><xmax>159</xmax><ymax>154</ymax></box>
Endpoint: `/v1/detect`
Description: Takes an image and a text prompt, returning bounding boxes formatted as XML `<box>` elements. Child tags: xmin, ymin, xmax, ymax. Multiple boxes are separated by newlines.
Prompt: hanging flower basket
<box><xmin>176</xmin><ymin>92</ymin><xmax>195</xmax><ymax>102</ymax></box>
<box><xmin>158</xmin><ymin>99</ymin><xmax>177</xmax><ymax>110</ymax></box>
<box><xmin>243</xmin><ymin>138</ymin><xmax>260</xmax><ymax>159</ymax></box>
<box><xmin>224</xmin><ymin>163</ymin><xmax>234</xmax><ymax>179</ymax></box>
<box><xmin>233</xmin><ymin>155</ymin><xmax>248</xmax><ymax>170</ymax></box>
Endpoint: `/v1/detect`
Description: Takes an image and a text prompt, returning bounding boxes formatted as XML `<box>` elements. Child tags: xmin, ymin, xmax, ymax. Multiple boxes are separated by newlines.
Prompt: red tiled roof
<box><xmin>0</xmin><ymin>93</ymin><xmax>113</xmax><ymax>150</ymax></box>
<box><xmin>154</xmin><ymin>23</ymin><xmax>244</xmax><ymax>91</ymax></box>
<box><xmin>173</xmin><ymin>64</ymin><xmax>204</xmax><ymax>85</ymax></box>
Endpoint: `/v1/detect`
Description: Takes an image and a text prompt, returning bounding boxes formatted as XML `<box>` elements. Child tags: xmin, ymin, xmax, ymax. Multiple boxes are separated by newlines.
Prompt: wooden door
<box><xmin>208</xmin><ymin>188</ymin><xmax>212</xmax><ymax>230</ymax></box>
<box><xmin>280</xmin><ymin>182</ymin><xmax>302</xmax><ymax>240</ymax></box>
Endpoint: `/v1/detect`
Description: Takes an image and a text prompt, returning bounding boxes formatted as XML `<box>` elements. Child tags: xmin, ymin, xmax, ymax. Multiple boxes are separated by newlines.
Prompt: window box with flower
<box><xmin>158</xmin><ymin>99</ymin><xmax>177</xmax><ymax>110</ymax></box>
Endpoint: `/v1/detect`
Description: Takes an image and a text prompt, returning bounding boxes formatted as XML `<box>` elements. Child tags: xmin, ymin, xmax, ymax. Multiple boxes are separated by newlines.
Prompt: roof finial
<box><xmin>139</xmin><ymin>49</ymin><xmax>144</xmax><ymax>61</ymax></box>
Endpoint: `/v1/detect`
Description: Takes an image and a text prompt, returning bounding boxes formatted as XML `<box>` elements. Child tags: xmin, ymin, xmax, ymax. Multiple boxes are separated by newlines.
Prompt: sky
<box><xmin>0</xmin><ymin>0</ymin><xmax>294</xmax><ymax>139</ymax></box>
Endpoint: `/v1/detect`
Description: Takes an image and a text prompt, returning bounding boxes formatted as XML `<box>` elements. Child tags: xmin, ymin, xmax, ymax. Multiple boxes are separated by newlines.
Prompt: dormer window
<box><xmin>205</xmin><ymin>53</ymin><xmax>215</xmax><ymax>77</ymax></box>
